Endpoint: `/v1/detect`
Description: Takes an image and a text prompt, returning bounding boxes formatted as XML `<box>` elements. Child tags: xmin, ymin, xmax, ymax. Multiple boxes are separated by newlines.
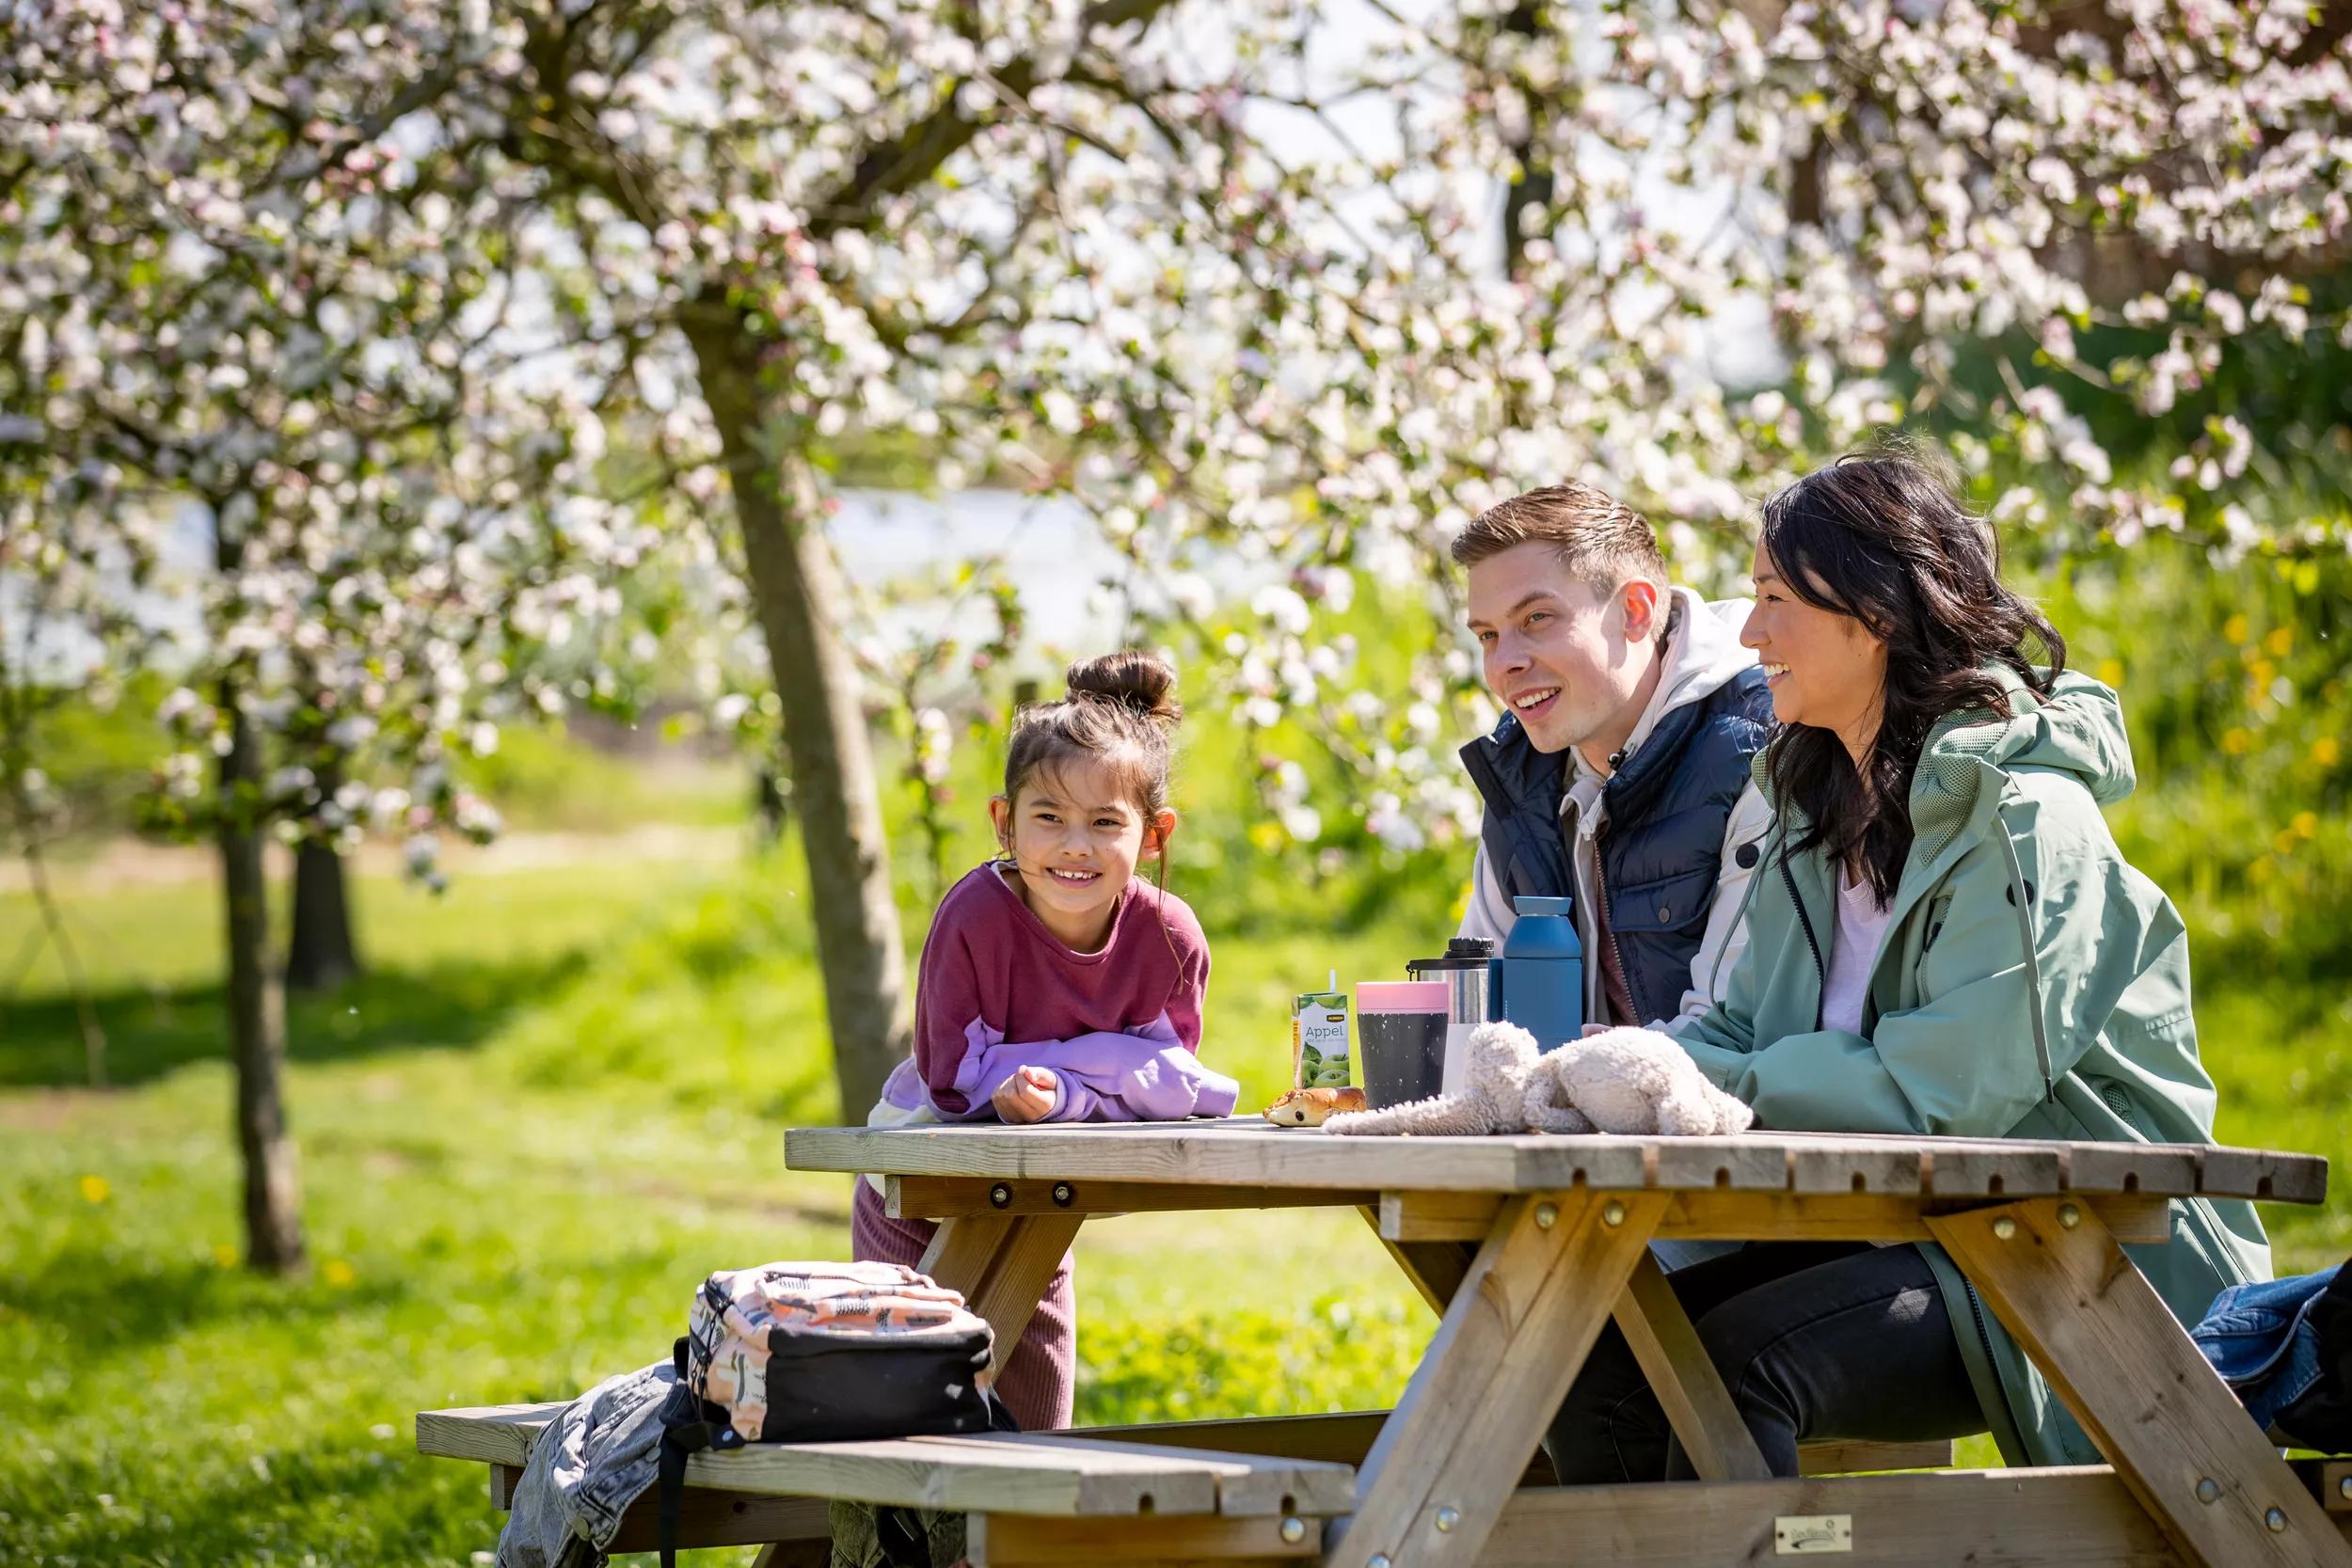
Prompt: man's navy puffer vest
<box><xmin>1459</xmin><ymin>667</ymin><xmax>1772</xmax><ymax>1024</ymax></box>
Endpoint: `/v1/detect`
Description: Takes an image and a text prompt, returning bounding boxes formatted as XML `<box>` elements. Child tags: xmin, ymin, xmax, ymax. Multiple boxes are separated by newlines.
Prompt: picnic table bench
<box><xmin>416</xmin><ymin>1400</ymin><xmax>1361</xmax><ymax>1564</ymax></box>
<box><xmin>419</xmin><ymin>1121</ymin><xmax>2352</xmax><ymax>1567</ymax></box>
<box><xmin>415</xmin><ymin>1399</ymin><xmax>1956</xmax><ymax>1562</ymax></box>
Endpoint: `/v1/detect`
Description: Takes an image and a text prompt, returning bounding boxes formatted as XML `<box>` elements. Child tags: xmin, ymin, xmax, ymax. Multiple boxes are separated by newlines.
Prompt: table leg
<box><xmin>1926</xmin><ymin>1198</ymin><xmax>2352</xmax><ymax>1568</ymax></box>
<box><xmin>920</xmin><ymin>1212</ymin><xmax>1087</xmax><ymax>1377</ymax></box>
<box><xmin>1358</xmin><ymin>1206</ymin><xmax>1475</xmax><ymax>1315</ymax></box>
<box><xmin>1371</xmin><ymin>1205</ymin><xmax>1824</xmax><ymax>1483</ymax></box>
<box><xmin>1327</xmin><ymin>1189</ymin><xmax>1669</xmax><ymax>1568</ymax></box>
<box><xmin>1611</xmin><ymin>1251</ymin><xmax>1772</xmax><ymax>1481</ymax></box>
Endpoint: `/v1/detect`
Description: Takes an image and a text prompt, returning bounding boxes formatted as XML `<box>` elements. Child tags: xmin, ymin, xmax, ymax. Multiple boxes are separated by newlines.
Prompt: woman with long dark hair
<box><xmin>1545</xmin><ymin>445</ymin><xmax>2271</xmax><ymax>1481</ymax></box>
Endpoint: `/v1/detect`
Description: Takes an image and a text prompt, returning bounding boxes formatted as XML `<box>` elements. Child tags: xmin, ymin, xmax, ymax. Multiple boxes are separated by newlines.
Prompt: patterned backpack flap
<box><xmin>682</xmin><ymin>1260</ymin><xmax>998</xmax><ymax>1443</ymax></box>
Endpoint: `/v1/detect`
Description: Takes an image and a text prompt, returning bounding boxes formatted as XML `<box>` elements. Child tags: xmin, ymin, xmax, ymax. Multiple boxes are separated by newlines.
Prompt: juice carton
<box><xmin>1292</xmin><ymin>970</ymin><xmax>1352</xmax><ymax>1089</ymax></box>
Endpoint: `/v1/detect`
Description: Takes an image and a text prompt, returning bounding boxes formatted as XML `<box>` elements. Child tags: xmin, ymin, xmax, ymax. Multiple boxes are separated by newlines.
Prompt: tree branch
<box><xmin>806</xmin><ymin>0</ymin><xmax>1179</xmax><ymax>240</ymax></box>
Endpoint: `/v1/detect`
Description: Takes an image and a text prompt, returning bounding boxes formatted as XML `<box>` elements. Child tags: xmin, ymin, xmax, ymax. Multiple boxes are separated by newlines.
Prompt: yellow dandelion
<box><xmin>2223</xmin><ymin>614</ymin><xmax>2250</xmax><ymax>643</ymax></box>
<box><xmin>2274</xmin><ymin>829</ymin><xmax>2299</xmax><ymax>856</ymax></box>
<box><xmin>2266</xmin><ymin>626</ymin><xmax>2296</xmax><ymax>657</ymax></box>
<box><xmin>323</xmin><ymin>1259</ymin><xmax>357</xmax><ymax>1288</ymax></box>
<box><xmin>2249</xmin><ymin>658</ymin><xmax>2276</xmax><ymax>687</ymax></box>
<box><xmin>215</xmin><ymin>1244</ymin><xmax>238</xmax><ymax>1267</ymax></box>
<box><xmin>78</xmin><ymin>1175</ymin><xmax>109</xmax><ymax>1205</ymax></box>
<box><xmin>2095</xmin><ymin>657</ymin><xmax>2124</xmax><ymax>687</ymax></box>
<box><xmin>2221</xmin><ymin>728</ymin><xmax>2252</xmax><ymax>755</ymax></box>
<box><xmin>2314</xmin><ymin>737</ymin><xmax>2341</xmax><ymax>768</ymax></box>
<box><xmin>2293</xmin><ymin>811</ymin><xmax>2319</xmax><ymax>839</ymax></box>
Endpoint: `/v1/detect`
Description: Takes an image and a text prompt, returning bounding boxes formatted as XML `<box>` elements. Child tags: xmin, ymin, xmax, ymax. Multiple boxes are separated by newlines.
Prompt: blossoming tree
<box><xmin>3</xmin><ymin>5</ymin><xmax>658</xmax><ymax>1270</ymax></box>
<box><xmin>12</xmin><ymin>0</ymin><xmax>2349</xmax><ymax>1211</ymax></box>
<box><xmin>1046</xmin><ymin>0</ymin><xmax>2352</xmax><ymax>852</ymax></box>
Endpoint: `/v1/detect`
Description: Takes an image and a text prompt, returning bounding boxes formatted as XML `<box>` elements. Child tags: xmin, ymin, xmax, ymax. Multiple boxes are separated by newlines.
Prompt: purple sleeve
<box><xmin>955</xmin><ymin>1027</ymin><xmax>1240</xmax><ymax>1123</ymax></box>
<box><xmin>1046</xmin><ymin>1074</ymin><xmax>1107</xmax><ymax>1122</ymax></box>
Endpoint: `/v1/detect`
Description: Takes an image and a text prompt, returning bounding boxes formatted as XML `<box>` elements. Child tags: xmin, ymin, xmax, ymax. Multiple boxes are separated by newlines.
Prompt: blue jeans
<box><xmin>1547</xmin><ymin>1242</ymin><xmax>1985</xmax><ymax>1481</ymax></box>
<box><xmin>2193</xmin><ymin>1264</ymin><xmax>2342</xmax><ymax>1437</ymax></box>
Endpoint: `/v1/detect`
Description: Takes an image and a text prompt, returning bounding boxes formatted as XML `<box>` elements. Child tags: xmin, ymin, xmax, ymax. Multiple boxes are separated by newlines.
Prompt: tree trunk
<box><xmin>285</xmin><ymin>814</ymin><xmax>361</xmax><ymax>992</ymax></box>
<box><xmin>219</xmin><ymin>675</ymin><xmax>305</xmax><ymax>1274</ymax></box>
<box><xmin>1501</xmin><ymin>0</ymin><xmax>1555</xmax><ymax>283</ymax></box>
<box><xmin>683</xmin><ymin>316</ymin><xmax>911</xmax><ymax>1121</ymax></box>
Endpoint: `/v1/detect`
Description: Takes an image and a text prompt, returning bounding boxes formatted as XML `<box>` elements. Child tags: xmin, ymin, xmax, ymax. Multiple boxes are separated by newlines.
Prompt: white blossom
<box><xmin>10</xmin><ymin>0</ymin><xmax>2346</xmax><ymax>864</ymax></box>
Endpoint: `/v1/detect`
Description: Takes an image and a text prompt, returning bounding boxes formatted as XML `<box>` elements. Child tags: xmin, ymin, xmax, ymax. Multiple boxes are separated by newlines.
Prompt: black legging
<box><xmin>1546</xmin><ymin>1242</ymin><xmax>1988</xmax><ymax>1482</ymax></box>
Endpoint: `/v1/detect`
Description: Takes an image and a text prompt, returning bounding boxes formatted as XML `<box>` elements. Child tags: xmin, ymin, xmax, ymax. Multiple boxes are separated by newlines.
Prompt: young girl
<box><xmin>851</xmin><ymin>650</ymin><xmax>1238</xmax><ymax>1431</ymax></box>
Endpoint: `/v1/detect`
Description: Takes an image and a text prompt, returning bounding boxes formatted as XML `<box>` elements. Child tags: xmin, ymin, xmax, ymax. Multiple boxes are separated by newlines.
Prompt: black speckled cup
<box><xmin>1356</xmin><ymin>982</ymin><xmax>1449</xmax><ymax>1109</ymax></box>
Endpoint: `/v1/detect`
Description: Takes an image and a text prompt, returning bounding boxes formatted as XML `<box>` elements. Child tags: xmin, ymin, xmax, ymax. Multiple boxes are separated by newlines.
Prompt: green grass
<box><xmin>454</xmin><ymin>723</ymin><xmax>756</xmax><ymax>834</ymax></box>
<box><xmin>2</xmin><ymin>809</ymin><xmax>2345</xmax><ymax>1564</ymax></box>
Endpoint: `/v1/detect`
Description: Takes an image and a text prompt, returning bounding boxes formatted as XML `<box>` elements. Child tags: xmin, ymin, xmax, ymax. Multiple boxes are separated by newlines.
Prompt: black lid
<box><xmin>1407</xmin><ymin>936</ymin><xmax>1495</xmax><ymax>973</ymax></box>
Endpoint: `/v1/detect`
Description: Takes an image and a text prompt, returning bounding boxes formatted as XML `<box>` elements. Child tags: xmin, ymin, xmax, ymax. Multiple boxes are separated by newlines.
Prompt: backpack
<box><xmin>654</xmin><ymin>1261</ymin><xmax>1012</xmax><ymax>1568</ymax></box>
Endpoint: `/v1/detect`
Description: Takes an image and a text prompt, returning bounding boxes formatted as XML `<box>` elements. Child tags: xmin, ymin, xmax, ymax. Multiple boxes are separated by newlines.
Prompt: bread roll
<box><xmin>1263</xmin><ymin>1085</ymin><xmax>1367</xmax><ymax>1128</ymax></box>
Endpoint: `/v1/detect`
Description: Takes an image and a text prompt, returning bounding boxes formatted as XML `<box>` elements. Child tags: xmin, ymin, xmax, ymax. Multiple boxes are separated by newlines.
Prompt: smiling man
<box><xmin>1456</xmin><ymin>483</ymin><xmax>1773</xmax><ymax>1033</ymax></box>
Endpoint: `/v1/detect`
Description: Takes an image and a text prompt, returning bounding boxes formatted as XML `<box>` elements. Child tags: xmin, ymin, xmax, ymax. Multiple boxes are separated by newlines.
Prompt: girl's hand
<box><xmin>993</xmin><ymin>1066</ymin><xmax>1059</xmax><ymax>1124</ymax></box>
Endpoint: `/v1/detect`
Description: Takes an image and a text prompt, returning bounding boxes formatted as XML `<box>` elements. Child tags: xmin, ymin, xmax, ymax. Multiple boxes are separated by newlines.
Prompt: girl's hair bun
<box><xmin>1064</xmin><ymin>650</ymin><xmax>1183</xmax><ymax>731</ymax></box>
<box><xmin>1003</xmin><ymin>649</ymin><xmax>1184</xmax><ymax>826</ymax></box>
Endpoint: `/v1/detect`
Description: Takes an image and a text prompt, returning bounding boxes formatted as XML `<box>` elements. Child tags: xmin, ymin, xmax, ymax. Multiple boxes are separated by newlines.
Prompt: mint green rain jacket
<box><xmin>1677</xmin><ymin>671</ymin><xmax>2270</xmax><ymax>1464</ymax></box>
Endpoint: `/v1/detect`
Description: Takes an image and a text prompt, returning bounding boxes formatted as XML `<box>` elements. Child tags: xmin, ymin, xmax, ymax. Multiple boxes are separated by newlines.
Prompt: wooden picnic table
<box><xmin>786</xmin><ymin>1118</ymin><xmax>2350</xmax><ymax>1568</ymax></box>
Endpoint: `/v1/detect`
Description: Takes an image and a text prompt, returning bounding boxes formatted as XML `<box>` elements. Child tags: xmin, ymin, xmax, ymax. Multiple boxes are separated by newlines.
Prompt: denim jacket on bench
<box><xmin>497</xmin><ymin>1360</ymin><xmax>677</xmax><ymax>1568</ymax></box>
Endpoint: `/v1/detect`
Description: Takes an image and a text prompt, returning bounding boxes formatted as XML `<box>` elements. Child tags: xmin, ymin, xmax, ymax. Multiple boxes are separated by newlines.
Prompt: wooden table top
<box><xmin>787</xmin><ymin>1118</ymin><xmax>2328</xmax><ymax>1204</ymax></box>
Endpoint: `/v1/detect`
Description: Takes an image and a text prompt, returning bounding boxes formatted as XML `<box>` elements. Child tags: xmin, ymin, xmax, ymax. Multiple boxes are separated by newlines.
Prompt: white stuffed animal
<box><xmin>1321</xmin><ymin>1020</ymin><xmax>1536</xmax><ymax>1136</ymax></box>
<box><xmin>1323</xmin><ymin>1021</ymin><xmax>1752</xmax><ymax>1138</ymax></box>
<box><xmin>1523</xmin><ymin>1025</ymin><xmax>1753</xmax><ymax>1136</ymax></box>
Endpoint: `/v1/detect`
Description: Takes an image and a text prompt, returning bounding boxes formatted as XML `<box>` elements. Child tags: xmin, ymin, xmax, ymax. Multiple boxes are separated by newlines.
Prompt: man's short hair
<box><xmin>1451</xmin><ymin>483</ymin><xmax>1669</xmax><ymax>596</ymax></box>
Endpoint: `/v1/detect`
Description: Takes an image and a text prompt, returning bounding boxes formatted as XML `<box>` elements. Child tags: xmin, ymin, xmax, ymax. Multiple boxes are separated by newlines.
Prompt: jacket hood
<box><xmin>1656</xmin><ymin>588</ymin><xmax>1758</xmax><ymax>721</ymax></box>
<box><xmin>1596</xmin><ymin>589</ymin><xmax>1758</xmax><ymax>766</ymax></box>
<box><xmin>1908</xmin><ymin>668</ymin><xmax>2137</xmax><ymax>863</ymax></box>
<box><xmin>1919</xmin><ymin>668</ymin><xmax>2136</xmax><ymax>800</ymax></box>
<box><xmin>1753</xmin><ymin>667</ymin><xmax>2136</xmax><ymax>859</ymax></box>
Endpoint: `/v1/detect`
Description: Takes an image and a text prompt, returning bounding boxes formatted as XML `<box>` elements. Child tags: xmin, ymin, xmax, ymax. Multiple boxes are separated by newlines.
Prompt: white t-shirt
<box><xmin>1821</xmin><ymin>870</ymin><xmax>1895</xmax><ymax>1037</ymax></box>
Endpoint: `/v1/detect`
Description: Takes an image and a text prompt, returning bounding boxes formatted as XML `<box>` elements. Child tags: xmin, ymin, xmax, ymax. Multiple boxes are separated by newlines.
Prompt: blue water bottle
<box><xmin>1486</xmin><ymin>895</ymin><xmax>1585</xmax><ymax>1052</ymax></box>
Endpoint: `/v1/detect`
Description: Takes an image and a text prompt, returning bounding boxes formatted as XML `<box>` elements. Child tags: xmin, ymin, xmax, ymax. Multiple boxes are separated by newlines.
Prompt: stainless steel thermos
<box><xmin>1408</xmin><ymin>893</ymin><xmax>1587</xmax><ymax>1089</ymax></box>
<box><xmin>1406</xmin><ymin>936</ymin><xmax>1494</xmax><ymax>1096</ymax></box>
